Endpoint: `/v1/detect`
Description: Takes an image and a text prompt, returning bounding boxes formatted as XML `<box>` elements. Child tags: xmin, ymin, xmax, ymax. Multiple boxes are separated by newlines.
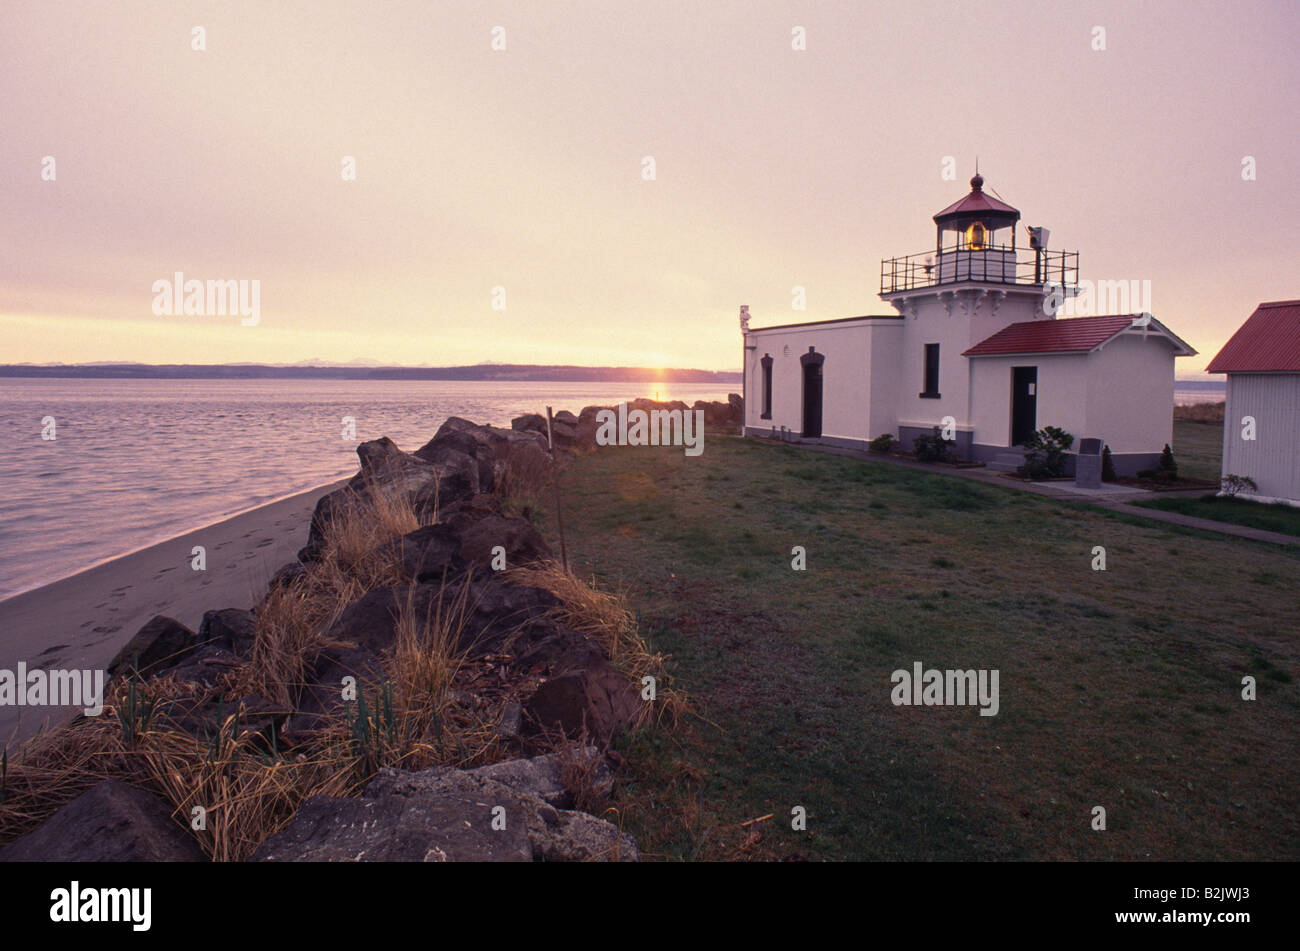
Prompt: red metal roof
<box><xmin>1206</xmin><ymin>300</ymin><xmax>1300</xmax><ymax>373</ymax></box>
<box><xmin>934</xmin><ymin>174</ymin><xmax>1020</xmax><ymax>222</ymax></box>
<box><xmin>963</xmin><ymin>315</ymin><xmax>1140</xmax><ymax>356</ymax></box>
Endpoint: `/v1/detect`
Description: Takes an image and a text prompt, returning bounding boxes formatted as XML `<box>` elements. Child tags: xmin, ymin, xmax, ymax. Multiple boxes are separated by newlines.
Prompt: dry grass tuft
<box><xmin>504</xmin><ymin>562</ymin><xmax>687</xmax><ymax>729</ymax></box>
<box><xmin>317</xmin><ymin>580</ymin><xmax>501</xmax><ymax>780</ymax></box>
<box><xmin>493</xmin><ymin>438</ymin><xmax>553</xmax><ymax>503</ymax></box>
<box><xmin>244</xmin><ymin>479</ymin><xmax>427</xmax><ymax>708</ymax></box>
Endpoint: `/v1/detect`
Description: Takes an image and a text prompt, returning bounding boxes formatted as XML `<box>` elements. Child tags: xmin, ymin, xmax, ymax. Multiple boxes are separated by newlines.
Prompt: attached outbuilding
<box><xmin>1206</xmin><ymin>300</ymin><xmax>1300</xmax><ymax>506</ymax></box>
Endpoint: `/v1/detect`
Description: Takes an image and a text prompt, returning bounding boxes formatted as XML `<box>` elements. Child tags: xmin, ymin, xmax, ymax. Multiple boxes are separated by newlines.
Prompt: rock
<box><xmin>298</xmin><ymin>485</ymin><xmax>363</xmax><ymax>563</ymax></box>
<box><xmin>153</xmin><ymin>643</ymin><xmax>240</xmax><ymax>691</ymax></box>
<box><xmin>728</xmin><ymin>392</ymin><xmax>743</xmax><ymax>421</ymax></box>
<box><xmin>705</xmin><ymin>401</ymin><xmax>731</xmax><ymax>425</ymax></box>
<box><xmin>443</xmin><ymin>512</ymin><xmax>552</xmax><ymax>573</ymax></box>
<box><xmin>549</xmin><ymin>416</ymin><xmax>580</xmax><ymax>449</ymax></box>
<box><xmin>199</xmin><ymin>608</ymin><xmax>257</xmax><ymax>657</ymax></box>
<box><xmin>493</xmin><ymin>437</ymin><xmax>552</xmax><ymax>492</ymax></box>
<box><xmin>0</xmin><ymin>780</ymin><xmax>205</xmax><ymax>862</ymax></box>
<box><xmin>108</xmin><ymin>616</ymin><xmax>199</xmax><ymax>678</ymax></box>
<box><xmin>353</xmin><ymin>436</ymin><xmax>427</xmax><ymax>482</ymax></box>
<box><xmin>299</xmin><ymin>446</ymin><xmax>474</xmax><ymax>562</ymax></box>
<box><xmin>452</xmin><ymin>578</ymin><xmax>563</xmax><ymax>656</ymax></box>
<box><xmin>268</xmin><ymin>560</ymin><xmax>307</xmax><ymax>593</ymax></box>
<box><xmin>248</xmin><ymin>765</ymin><xmax>636</xmax><ymax>862</ymax></box>
<box><xmin>525</xmin><ymin>660</ymin><xmax>645</xmax><ymax>743</ymax></box>
<box><xmin>324</xmin><ymin>584</ymin><xmax>440</xmax><ymax>654</ymax></box>
<box><xmin>496</xmin><ymin>701</ymin><xmax>523</xmax><ymax>738</ymax></box>
<box><xmin>410</xmin><ymin>451</ymin><xmax>479</xmax><ymax>516</ymax></box>
<box><xmin>511</xmin><ymin>413</ymin><xmax>547</xmax><ymax>438</ymax></box>
<box><xmin>437</xmin><ymin>492</ymin><xmax>504</xmax><ymax>522</ymax></box>
<box><xmin>468</xmin><ymin>748</ymin><xmax>613</xmax><ymax>808</ymax></box>
<box><xmin>533</xmin><ymin>808</ymin><xmax>638</xmax><ymax>862</ymax></box>
<box><xmin>375</xmin><ymin>524</ymin><xmax>465</xmax><ymax>583</ymax></box>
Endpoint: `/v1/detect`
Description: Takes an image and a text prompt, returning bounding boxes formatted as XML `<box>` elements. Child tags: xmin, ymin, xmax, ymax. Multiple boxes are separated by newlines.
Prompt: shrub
<box><xmin>869</xmin><ymin>433</ymin><xmax>895</xmax><ymax>453</ymax></box>
<box><xmin>1221</xmin><ymin>474</ymin><xmax>1259</xmax><ymax>497</ymax></box>
<box><xmin>1101</xmin><ymin>444</ymin><xmax>1116</xmax><ymax>482</ymax></box>
<box><xmin>1019</xmin><ymin>425</ymin><xmax>1073</xmax><ymax>479</ymax></box>
<box><xmin>1159</xmin><ymin>443</ymin><xmax>1178</xmax><ymax>479</ymax></box>
<box><xmin>913</xmin><ymin>427</ymin><xmax>954</xmax><ymax>463</ymax></box>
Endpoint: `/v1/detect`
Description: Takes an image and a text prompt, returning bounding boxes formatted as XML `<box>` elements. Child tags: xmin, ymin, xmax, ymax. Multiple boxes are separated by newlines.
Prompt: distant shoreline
<box><xmin>0</xmin><ymin>363</ymin><xmax>742</xmax><ymax>382</ymax></box>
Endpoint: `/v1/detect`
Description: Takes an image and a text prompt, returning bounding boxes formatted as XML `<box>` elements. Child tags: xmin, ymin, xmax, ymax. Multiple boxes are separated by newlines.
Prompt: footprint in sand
<box><xmin>255</xmin><ymin>538</ymin><xmax>274</xmax><ymax>548</ymax></box>
<box><xmin>158</xmin><ymin>566</ymin><xmax>176</xmax><ymax>574</ymax></box>
<box><xmin>39</xmin><ymin>644</ymin><xmax>69</xmax><ymax>656</ymax></box>
<box><xmin>91</xmin><ymin>625</ymin><xmax>120</xmax><ymax>634</ymax></box>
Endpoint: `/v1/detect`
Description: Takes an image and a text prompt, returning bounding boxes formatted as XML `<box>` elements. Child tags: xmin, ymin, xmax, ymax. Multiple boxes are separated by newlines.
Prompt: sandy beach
<box><xmin>0</xmin><ymin>481</ymin><xmax>344</xmax><ymax>748</ymax></box>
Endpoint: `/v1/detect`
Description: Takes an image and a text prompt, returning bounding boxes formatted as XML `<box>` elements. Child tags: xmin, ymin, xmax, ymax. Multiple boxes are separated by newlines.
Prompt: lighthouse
<box><xmin>740</xmin><ymin>172</ymin><xmax>1195</xmax><ymax>475</ymax></box>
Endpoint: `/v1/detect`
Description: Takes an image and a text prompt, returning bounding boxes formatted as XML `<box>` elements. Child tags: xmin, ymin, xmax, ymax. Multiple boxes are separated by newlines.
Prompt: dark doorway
<box><xmin>1011</xmin><ymin>366</ymin><xmax>1038</xmax><ymax>446</ymax></box>
<box><xmin>761</xmin><ymin>353</ymin><xmax>773</xmax><ymax>419</ymax></box>
<box><xmin>800</xmin><ymin>347</ymin><xmax>824</xmax><ymax>438</ymax></box>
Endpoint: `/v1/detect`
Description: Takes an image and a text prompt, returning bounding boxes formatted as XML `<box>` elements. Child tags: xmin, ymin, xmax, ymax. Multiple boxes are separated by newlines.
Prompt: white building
<box><xmin>741</xmin><ymin>174</ymin><xmax>1196</xmax><ymax>475</ymax></box>
<box><xmin>1206</xmin><ymin>300</ymin><xmax>1300</xmax><ymax>505</ymax></box>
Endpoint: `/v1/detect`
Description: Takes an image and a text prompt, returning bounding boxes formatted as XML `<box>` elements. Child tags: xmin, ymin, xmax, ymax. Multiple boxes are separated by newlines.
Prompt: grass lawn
<box><xmin>1133</xmin><ymin>494</ymin><xmax>1300</xmax><ymax>538</ymax></box>
<box><xmin>540</xmin><ymin>435</ymin><xmax>1300</xmax><ymax>861</ymax></box>
<box><xmin>1171</xmin><ymin>418</ymin><xmax>1223</xmax><ymax>482</ymax></box>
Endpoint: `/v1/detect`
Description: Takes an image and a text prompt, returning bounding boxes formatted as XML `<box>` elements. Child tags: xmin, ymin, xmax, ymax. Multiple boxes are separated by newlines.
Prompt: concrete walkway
<box><xmin>750</xmin><ymin>436</ymin><xmax>1299</xmax><ymax>547</ymax></box>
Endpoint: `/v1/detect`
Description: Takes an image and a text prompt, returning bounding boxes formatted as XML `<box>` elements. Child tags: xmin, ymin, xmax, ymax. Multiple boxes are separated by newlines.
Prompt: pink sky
<box><xmin>2</xmin><ymin>0</ymin><xmax>1296</xmax><ymax>374</ymax></box>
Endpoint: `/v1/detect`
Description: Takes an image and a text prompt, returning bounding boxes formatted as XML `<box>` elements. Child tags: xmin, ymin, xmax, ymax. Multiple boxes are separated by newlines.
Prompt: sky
<box><xmin>1</xmin><ymin>0</ymin><xmax>1296</xmax><ymax>375</ymax></box>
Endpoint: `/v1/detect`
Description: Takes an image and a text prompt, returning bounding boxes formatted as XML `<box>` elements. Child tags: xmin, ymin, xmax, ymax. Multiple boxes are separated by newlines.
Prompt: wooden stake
<box><xmin>546</xmin><ymin>406</ymin><xmax>569</xmax><ymax>571</ymax></box>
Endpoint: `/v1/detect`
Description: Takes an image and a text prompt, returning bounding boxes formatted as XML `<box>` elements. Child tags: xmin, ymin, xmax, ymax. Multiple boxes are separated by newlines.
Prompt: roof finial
<box><xmin>971</xmin><ymin>158</ymin><xmax>984</xmax><ymax>192</ymax></box>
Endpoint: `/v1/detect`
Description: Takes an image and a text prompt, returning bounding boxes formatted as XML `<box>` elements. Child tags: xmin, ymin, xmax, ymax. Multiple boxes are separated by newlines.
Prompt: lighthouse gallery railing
<box><xmin>880</xmin><ymin>246</ymin><xmax>1079</xmax><ymax>294</ymax></box>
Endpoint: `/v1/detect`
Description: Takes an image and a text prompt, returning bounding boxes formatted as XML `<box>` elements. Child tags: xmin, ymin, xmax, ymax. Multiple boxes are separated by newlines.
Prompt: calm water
<box><xmin>0</xmin><ymin>379</ymin><xmax>736</xmax><ymax>599</ymax></box>
<box><xmin>1174</xmin><ymin>385</ymin><xmax>1226</xmax><ymax>405</ymax></box>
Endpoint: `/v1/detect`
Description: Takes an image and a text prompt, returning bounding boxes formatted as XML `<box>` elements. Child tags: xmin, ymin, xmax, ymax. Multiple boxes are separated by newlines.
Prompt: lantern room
<box><xmin>932</xmin><ymin>173</ymin><xmax>1020</xmax><ymax>283</ymax></box>
<box><xmin>934</xmin><ymin>173</ymin><xmax>1020</xmax><ymax>250</ymax></box>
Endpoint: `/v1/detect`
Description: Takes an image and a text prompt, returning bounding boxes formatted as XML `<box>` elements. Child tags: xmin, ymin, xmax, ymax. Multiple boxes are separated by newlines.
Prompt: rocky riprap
<box><xmin>0</xmin><ymin>399</ymin><xmax>738</xmax><ymax>863</ymax></box>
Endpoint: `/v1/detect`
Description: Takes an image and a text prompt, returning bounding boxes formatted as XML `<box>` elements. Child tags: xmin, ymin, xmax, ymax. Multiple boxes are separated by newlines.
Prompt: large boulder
<box><xmin>199</xmin><ymin>608</ymin><xmax>257</xmax><ymax>657</ymax></box>
<box><xmin>298</xmin><ymin>440</ymin><xmax>476</xmax><ymax>562</ymax></box>
<box><xmin>248</xmin><ymin>764</ymin><xmax>636</xmax><ymax>862</ymax></box>
<box><xmin>324</xmin><ymin>584</ymin><xmax>438</xmax><ymax>654</ymax></box>
<box><xmin>297</xmin><ymin>485</ymin><xmax>362</xmax><ymax>563</ymax></box>
<box><xmin>442</xmin><ymin>511</ymin><xmax>552</xmax><ymax>573</ymax></box>
<box><xmin>510</xmin><ymin>413</ymin><xmax>547</xmax><ymax>438</ymax></box>
<box><xmin>151</xmin><ymin>643</ymin><xmax>240</xmax><ymax>691</ymax></box>
<box><xmin>375</xmin><ymin>523</ymin><xmax>465</xmax><ymax>583</ymax></box>
<box><xmin>0</xmin><ymin>780</ymin><xmax>206</xmax><ymax>862</ymax></box>
<box><xmin>108</xmin><ymin>616</ymin><xmax>200</xmax><ymax>678</ymax></box>
<box><xmin>410</xmin><ymin>450</ymin><xmax>480</xmax><ymax>517</ymax></box>
<box><xmin>577</xmin><ymin>406</ymin><xmax>610</xmax><ymax>449</ymax></box>
<box><xmin>549</xmin><ymin>415</ymin><xmax>580</xmax><ymax>449</ymax></box>
<box><xmin>451</xmin><ymin>578</ymin><xmax>564</xmax><ymax>657</ymax></box>
<box><xmin>728</xmin><ymin>392</ymin><xmax>743</xmax><ymax>422</ymax></box>
<box><xmin>525</xmin><ymin>659</ymin><xmax>645</xmax><ymax>742</ymax></box>
<box><xmin>467</xmin><ymin>748</ymin><xmax>613</xmax><ymax>808</ymax></box>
